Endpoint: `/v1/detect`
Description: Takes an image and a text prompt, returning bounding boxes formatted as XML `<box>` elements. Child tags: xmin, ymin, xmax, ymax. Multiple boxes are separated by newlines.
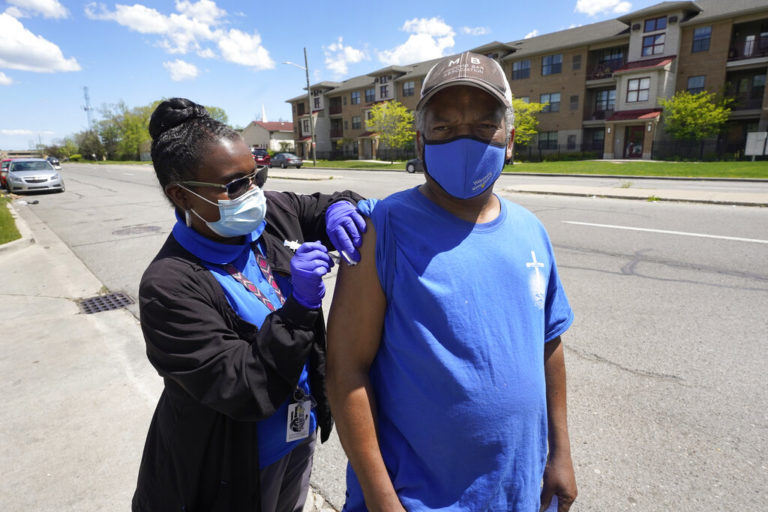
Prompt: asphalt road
<box><xmin>18</xmin><ymin>163</ymin><xmax>768</xmax><ymax>511</ymax></box>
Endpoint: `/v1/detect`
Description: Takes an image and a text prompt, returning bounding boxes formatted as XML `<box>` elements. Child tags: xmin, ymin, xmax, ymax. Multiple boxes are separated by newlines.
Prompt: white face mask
<box><xmin>183</xmin><ymin>185</ymin><xmax>267</xmax><ymax>237</ymax></box>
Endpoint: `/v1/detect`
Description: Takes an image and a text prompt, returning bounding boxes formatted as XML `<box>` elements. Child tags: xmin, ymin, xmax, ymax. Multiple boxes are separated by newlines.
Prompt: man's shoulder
<box><xmin>499</xmin><ymin>197</ymin><xmax>543</xmax><ymax>226</ymax></box>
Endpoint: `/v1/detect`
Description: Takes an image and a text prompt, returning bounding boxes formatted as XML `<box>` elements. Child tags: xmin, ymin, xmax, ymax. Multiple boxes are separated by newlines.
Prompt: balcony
<box><xmin>585</xmin><ymin>109</ymin><xmax>614</xmax><ymax>121</ymax></box>
<box><xmin>730</xmin><ymin>96</ymin><xmax>764</xmax><ymax>111</ymax></box>
<box><xmin>586</xmin><ymin>59</ymin><xmax>625</xmax><ymax>80</ymax></box>
<box><xmin>330</xmin><ymin>128</ymin><xmax>344</xmax><ymax>138</ymax></box>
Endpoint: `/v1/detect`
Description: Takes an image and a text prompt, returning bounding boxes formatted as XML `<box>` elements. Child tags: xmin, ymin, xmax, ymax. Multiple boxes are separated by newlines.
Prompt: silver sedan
<box><xmin>6</xmin><ymin>158</ymin><xmax>65</xmax><ymax>193</ymax></box>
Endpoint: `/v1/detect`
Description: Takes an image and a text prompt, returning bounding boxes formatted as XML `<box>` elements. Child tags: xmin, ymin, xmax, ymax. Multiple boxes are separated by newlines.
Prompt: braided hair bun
<box><xmin>148</xmin><ymin>98</ymin><xmax>210</xmax><ymax>141</ymax></box>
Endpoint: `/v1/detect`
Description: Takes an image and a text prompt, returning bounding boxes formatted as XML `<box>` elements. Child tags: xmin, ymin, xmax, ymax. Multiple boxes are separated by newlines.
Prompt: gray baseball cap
<box><xmin>417</xmin><ymin>52</ymin><xmax>513</xmax><ymax>110</ymax></box>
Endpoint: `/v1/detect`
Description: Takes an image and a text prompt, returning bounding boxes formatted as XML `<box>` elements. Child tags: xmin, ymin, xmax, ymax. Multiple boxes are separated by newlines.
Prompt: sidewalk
<box><xmin>0</xmin><ymin>201</ymin><xmax>335</xmax><ymax>511</ymax></box>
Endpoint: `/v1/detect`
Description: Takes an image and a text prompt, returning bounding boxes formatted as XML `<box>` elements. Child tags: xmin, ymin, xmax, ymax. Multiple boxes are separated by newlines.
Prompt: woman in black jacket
<box><xmin>132</xmin><ymin>98</ymin><xmax>364</xmax><ymax>511</ymax></box>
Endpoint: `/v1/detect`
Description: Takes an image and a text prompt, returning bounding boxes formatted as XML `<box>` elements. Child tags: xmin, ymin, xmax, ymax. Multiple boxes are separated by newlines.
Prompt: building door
<box><xmin>361</xmin><ymin>139</ymin><xmax>372</xmax><ymax>159</ymax></box>
<box><xmin>624</xmin><ymin>126</ymin><xmax>644</xmax><ymax>158</ymax></box>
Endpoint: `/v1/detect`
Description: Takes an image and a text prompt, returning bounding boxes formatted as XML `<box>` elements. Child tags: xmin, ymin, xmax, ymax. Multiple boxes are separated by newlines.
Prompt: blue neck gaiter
<box><xmin>424</xmin><ymin>136</ymin><xmax>506</xmax><ymax>199</ymax></box>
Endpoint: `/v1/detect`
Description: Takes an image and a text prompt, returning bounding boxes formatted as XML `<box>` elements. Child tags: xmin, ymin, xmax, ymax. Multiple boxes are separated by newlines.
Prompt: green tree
<box><xmin>659</xmin><ymin>91</ymin><xmax>731</xmax><ymax>143</ymax></box>
<box><xmin>511</xmin><ymin>98</ymin><xmax>546</xmax><ymax>148</ymax></box>
<box><xmin>206</xmin><ymin>106</ymin><xmax>229</xmax><ymax>125</ymax></box>
<box><xmin>75</xmin><ymin>130</ymin><xmax>105</xmax><ymax>160</ymax></box>
<box><xmin>368</xmin><ymin>100</ymin><xmax>415</xmax><ymax>163</ymax></box>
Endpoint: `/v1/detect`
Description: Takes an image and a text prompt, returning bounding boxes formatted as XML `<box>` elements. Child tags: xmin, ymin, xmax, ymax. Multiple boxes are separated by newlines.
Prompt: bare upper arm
<box><xmin>327</xmin><ymin>218</ymin><xmax>387</xmax><ymax>376</ymax></box>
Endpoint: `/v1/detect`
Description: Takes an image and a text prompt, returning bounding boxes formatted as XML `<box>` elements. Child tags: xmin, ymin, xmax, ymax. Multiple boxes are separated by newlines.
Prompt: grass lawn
<box><xmin>0</xmin><ymin>197</ymin><xmax>22</xmax><ymax>245</ymax></box>
<box><xmin>307</xmin><ymin>159</ymin><xmax>768</xmax><ymax>178</ymax></box>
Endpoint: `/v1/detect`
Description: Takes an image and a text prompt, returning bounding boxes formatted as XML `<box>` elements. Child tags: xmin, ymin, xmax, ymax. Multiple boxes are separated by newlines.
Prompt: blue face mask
<box><xmin>183</xmin><ymin>185</ymin><xmax>267</xmax><ymax>238</ymax></box>
<box><xmin>424</xmin><ymin>136</ymin><xmax>506</xmax><ymax>199</ymax></box>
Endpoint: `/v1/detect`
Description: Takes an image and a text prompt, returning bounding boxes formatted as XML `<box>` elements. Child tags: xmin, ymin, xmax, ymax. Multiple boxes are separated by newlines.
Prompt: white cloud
<box><xmin>575</xmin><ymin>0</ymin><xmax>632</xmax><ymax>17</ymax></box>
<box><xmin>0</xmin><ymin>12</ymin><xmax>81</xmax><ymax>72</ymax></box>
<box><xmin>85</xmin><ymin>1</ymin><xmax>273</xmax><ymax>69</ymax></box>
<box><xmin>217</xmin><ymin>28</ymin><xmax>274</xmax><ymax>69</ymax></box>
<box><xmin>324</xmin><ymin>37</ymin><xmax>369</xmax><ymax>76</ymax></box>
<box><xmin>1</xmin><ymin>129</ymin><xmax>33</xmax><ymax>135</ymax></box>
<box><xmin>6</xmin><ymin>0</ymin><xmax>69</xmax><ymax>19</ymax></box>
<box><xmin>163</xmin><ymin>59</ymin><xmax>199</xmax><ymax>81</ymax></box>
<box><xmin>378</xmin><ymin>17</ymin><xmax>455</xmax><ymax>66</ymax></box>
<box><xmin>461</xmin><ymin>26</ymin><xmax>490</xmax><ymax>36</ymax></box>
<box><xmin>0</xmin><ymin>72</ymin><xmax>12</xmax><ymax>85</ymax></box>
<box><xmin>524</xmin><ymin>29</ymin><xmax>539</xmax><ymax>39</ymax></box>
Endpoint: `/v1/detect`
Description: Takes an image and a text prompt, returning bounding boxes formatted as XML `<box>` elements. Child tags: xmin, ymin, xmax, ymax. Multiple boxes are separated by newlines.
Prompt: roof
<box><xmin>469</xmin><ymin>41</ymin><xmax>518</xmax><ymax>57</ymax></box>
<box><xmin>614</xmin><ymin>56</ymin><xmax>675</xmax><ymax>72</ymax></box>
<box><xmin>252</xmin><ymin>121</ymin><xmax>293</xmax><ymax>132</ymax></box>
<box><xmin>310</xmin><ymin>81</ymin><xmax>342</xmax><ymax>90</ymax></box>
<box><xmin>680</xmin><ymin>0</ymin><xmax>768</xmax><ymax>25</ymax></box>
<box><xmin>286</xmin><ymin>93</ymin><xmax>308</xmax><ymax>103</ymax></box>
<box><xmin>358</xmin><ymin>131</ymin><xmax>378</xmax><ymax>137</ymax></box>
<box><xmin>617</xmin><ymin>2</ymin><xmax>701</xmax><ymax>23</ymax></box>
<box><xmin>501</xmin><ymin>19</ymin><xmax>630</xmax><ymax>60</ymax></box>
<box><xmin>325</xmin><ymin>74</ymin><xmax>376</xmax><ymax>95</ymax></box>
<box><xmin>608</xmin><ymin>108</ymin><xmax>662</xmax><ymax>121</ymax></box>
<box><xmin>368</xmin><ymin>65</ymin><xmax>411</xmax><ymax>76</ymax></box>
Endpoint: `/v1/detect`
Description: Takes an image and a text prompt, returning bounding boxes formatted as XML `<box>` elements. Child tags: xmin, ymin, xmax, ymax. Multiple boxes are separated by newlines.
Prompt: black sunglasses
<box><xmin>179</xmin><ymin>166</ymin><xmax>268</xmax><ymax>199</ymax></box>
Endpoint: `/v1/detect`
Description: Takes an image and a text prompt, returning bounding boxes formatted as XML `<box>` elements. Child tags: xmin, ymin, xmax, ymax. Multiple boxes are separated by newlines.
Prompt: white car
<box><xmin>6</xmin><ymin>158</ymin><xmax>65</xmax><ymax>193</ymax></box>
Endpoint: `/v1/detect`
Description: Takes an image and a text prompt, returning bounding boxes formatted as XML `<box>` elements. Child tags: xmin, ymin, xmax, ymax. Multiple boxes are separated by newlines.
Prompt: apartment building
<box><xmin>286</xmin><ymin>0</ymin><xmax>767</xmax><ymax>160</ymax></box>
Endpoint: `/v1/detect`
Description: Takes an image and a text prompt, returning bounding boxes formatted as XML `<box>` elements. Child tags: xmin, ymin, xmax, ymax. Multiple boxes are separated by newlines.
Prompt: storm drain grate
<box><xmin>78</xmin><ymin>293</ymin><xmax>134</xmax><ymax>314</ymax></box>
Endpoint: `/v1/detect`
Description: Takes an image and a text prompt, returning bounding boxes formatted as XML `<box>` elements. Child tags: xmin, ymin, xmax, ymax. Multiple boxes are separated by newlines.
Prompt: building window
<box><xmin>380</xmin><ymin>85</ymin><xmax>389</xmax><ymax>97</ymax></box>
<box><xmin>403</xmin><ymin>81</ymin><xmax>415</xmax><ymax>96</ymax></box>
<box><xmin>538</xmin><ymin>131</ymin><xmax>558</xmax><ymax>150</ymax></box>
<box><xmin>542</xmin><ymin>54</ymin><xmax>562</xmax><ymax>75</ymax></box>
<box><xmin>687</xmin><ymin>75</ymin><xmax>705</xmax><ymax>94</ymax></box>
<box><xmin>365</xmin><ymin>88</ymin><xmax>375</xmax><ymax>103</ymax></box>
<box><xmin>512</xmin><ymin>60</ymin><xmax>530</xmax><ymax>80</ymax></box>
<box><xmin>567</xmin><ymin>134</ymin><xmax>577</xmax><ymax>150</ymax></box>
<box><xmin>642</xmin><ymin>34</ymin><xmax>665</xmax><ymax>56</ymax></box>
<box><xmin>570</xmin><ymin>95</ymin><xmax>579</xmax><ymax>110</ymax></box>
<box><xmin>297</xmin><ymin>103</ymin><xmax>305</xmax><ymax>115</ymax></box>
<box><xmin>366</xmin><ymin>110</ymin><xmax>373</xmax><ymax>120</ymax></box>
<box><xmin>518</xmin><ymin>96</ymin><xmax>530</xmax><ymax>103</ymax></box>
<box><xmin>344</xmin><ymin>120</ymin><xmax>348</xmax><ymax>130</ymax></box>
<box><xmin>302</xmin><ymin>119</ymin><xmax>310</xmax><ymax>134</ymax></box>
<box><xmin>380</xmin><ymin>75</ymin><xmax>389</xmax><ymax>84</ymax></box>
<box><xmin>692</xmin><ymin>26</ymin><xmax>711</xmax><ymax>53</ymax></box>
<box><xmin>595</xmin><ymin>89</ymin><xmax>616</xmax><ymax>112</ymax></box>
<box><xmin>573</xmin><ymin>55</ymin><xmax>581</xmax><ymax>70</ymax></box>
<box><xmin>540</xmin><ymin>92</ymin><xmax>561</xmax><ymax>112</ymax></box>
<box><xmin>627</xmin><ymin>77</ymin><xmax>650</xmax><ymax>102</ymax></box>
<box><xmin>644</xmin><ymin>16</ymin><xmax>667</xmax><ymax>32</ymax></box>
<box><xmin>351</xmin><ymin>91</ymin><xmax>360</xmax><ymax>104</ymax></box>
<box><xmin>351</xmin><ymin>116</ymin><xmax>361</xmax><ymax>129</ymax></box>
<box><xmin>313</xmin><ymin>97</ymin><xmax>320</xmax><ymax>109</ymax></box>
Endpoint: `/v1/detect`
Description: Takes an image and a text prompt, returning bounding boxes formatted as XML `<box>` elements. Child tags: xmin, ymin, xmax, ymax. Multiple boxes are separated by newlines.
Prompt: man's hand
<box><xmin>325</xmin><ymin>200</ymin><xmax>366</xmax><ymax>264</ymax></box>
<box><xmin>540</xmin><ymin>451</ymin><xmax>577</xmax><ymax>511</ymax></box>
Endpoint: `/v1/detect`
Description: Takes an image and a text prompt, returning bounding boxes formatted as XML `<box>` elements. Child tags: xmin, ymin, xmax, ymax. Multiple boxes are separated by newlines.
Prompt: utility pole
<box><xmin>82</xmin><ymin>86</ymin><xmax>94</xmax><ymax>131</ymax></box>
<box><xmin>283</xmin><ymin>52</ymin><xmax>317</xmax><ymax>166</ymax></box>
<box><xmin>304</xmin><ymin>48</ymin><xmax>316</xmax><ymax>166</ymax></box>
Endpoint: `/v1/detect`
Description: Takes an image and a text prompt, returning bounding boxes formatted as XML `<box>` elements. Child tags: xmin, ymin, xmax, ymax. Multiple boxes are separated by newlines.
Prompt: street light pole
<box><xmin>282</xmin><ymin>51</ymin><xmax>317</xmax><ymax>167</ymax></box>
<box><xmin>303</xmin><ymin>48</ymin><xmax>317</xmax><ymax>167</ymax></box>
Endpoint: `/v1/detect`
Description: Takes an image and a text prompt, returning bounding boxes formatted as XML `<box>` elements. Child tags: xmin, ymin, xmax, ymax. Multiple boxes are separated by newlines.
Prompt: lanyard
<box><xmin>222</xmin><ymin>252</ymin><xmax>286</xmax><ymax>312</ymax></box>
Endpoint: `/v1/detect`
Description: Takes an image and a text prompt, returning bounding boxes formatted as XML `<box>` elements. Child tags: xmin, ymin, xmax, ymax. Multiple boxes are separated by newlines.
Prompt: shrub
<box><xmin>70</xmin><ymin>154</ymin><xmax>82</xmax><ymax>162</ymax></box>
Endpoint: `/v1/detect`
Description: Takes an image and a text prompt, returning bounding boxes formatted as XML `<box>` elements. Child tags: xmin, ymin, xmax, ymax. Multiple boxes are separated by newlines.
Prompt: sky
<box><xmin>0</xmin><ymin>0</ymin><xmax>662</xmax><ymax>149</ymax></box>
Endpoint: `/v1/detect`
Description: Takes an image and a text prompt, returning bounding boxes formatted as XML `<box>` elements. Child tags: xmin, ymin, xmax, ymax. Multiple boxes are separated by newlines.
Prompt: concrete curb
<box><xmin>0</xmin><ymin>200</ymin><xmax>35</xmax><ymax>254</ymax></box>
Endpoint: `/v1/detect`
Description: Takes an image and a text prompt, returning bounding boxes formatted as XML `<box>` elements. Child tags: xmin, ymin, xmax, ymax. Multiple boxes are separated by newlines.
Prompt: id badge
<box><xmin>286</xmin><ymin>400</ymin><xmax>311</xmax><ymax>442</ymax></box>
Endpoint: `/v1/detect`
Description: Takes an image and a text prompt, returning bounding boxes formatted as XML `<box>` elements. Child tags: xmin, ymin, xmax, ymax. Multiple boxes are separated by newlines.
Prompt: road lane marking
<box><xmin>563</xmin><ymin>221</ymin><xmax>768</xmax><ymax>245</ymax></box>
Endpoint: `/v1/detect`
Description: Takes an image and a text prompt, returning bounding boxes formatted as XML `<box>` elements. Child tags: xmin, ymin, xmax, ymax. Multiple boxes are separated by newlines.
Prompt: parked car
<box><xmin>1</xmin><ymin>158</ymin><xmax>11</xmax><ymax>190</ymax></box>
<box><xmin>6</xmin><ymin>158</ymin><xmax>65</xmax><ymax>193</ymax></box>
<box><xmin>270</xmin><ymin>152</ymin><xmax>303</xmax><ymax>169</ymax></box>
<box><xmin>251</xmin><ymin>148</ymin><xmax>271</xmax><ymax>167</ymax></box>
<box><xmin>46</xmin><ymin>156</ymin><xmax>62</xmax><ymax>170</ymax></box>
<box><xmin>405</xmin><ymin>158</ymin><xmax>424</xmax><ymax>173</ymax></box>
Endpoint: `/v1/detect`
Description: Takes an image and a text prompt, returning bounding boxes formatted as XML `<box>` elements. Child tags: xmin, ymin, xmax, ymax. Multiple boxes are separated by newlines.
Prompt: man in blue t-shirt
<box><xmin>327</xmin><ymin>52</ymin><xmax>577</xmax><ymax>512</ymax></box>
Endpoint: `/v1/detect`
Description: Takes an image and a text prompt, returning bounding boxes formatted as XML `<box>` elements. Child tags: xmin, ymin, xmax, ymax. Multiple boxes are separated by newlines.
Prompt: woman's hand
<box><xmin>325</xmin><ymin>201</ymin><xmax>366</xmax><ymax>264</ymax></box>
<box><xmin>290</xmin><ymin>241</ymin><xmax>334</xmax><ymax>309</ymax></box>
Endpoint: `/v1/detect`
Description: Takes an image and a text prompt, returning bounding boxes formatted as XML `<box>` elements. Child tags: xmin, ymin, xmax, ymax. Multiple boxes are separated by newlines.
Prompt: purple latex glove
<box><xmin>325</xmin><ymin>200</ymin><xmax>366</xmax><ymax>264</ymax></box>
<box><xmin>290</xmin><ymin>241</ymin><xmax>334</xmax><ymax>309</ymax></box>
